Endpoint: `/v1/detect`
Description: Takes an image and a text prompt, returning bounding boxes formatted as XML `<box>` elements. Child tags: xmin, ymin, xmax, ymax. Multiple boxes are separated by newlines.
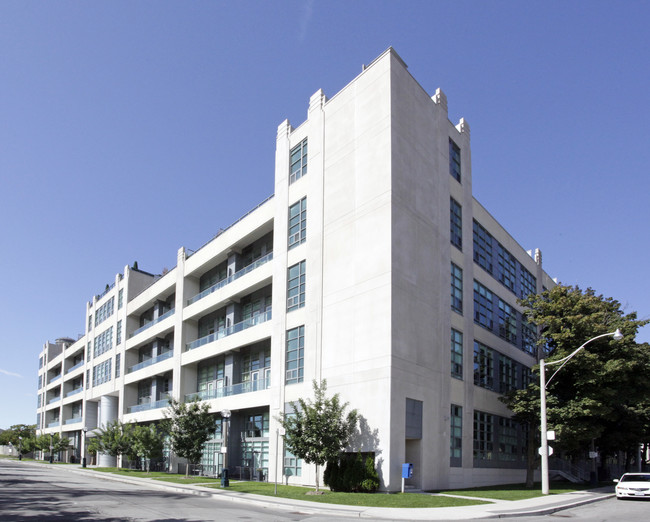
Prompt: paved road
<box><xmin>0</xmin><ymin>460</ymin><xmax>362</xmax><ymax>522</ymax></box>
<box><xmin>507</xmin><ymin>495</ymin><xmax>650</xmax><ymax>521</ymax></box>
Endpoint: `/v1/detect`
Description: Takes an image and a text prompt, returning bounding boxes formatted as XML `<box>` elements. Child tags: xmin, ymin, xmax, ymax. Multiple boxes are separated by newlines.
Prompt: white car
<box><xmin>614</xmin><ymin>473</ymin><xmax>650</xmax><ymax>499</ymax></box>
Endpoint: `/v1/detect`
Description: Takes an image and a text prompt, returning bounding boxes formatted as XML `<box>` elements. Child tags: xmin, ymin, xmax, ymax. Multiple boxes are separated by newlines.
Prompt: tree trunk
<box><xmin>525</xmin><ymin>421</ymin><xmax>536</xmax><ymax>488</ymax></box>
<box><xmin>315</xmin><ymin>464</ymin><xmax>320</xmax><ymax>492</ymax></box>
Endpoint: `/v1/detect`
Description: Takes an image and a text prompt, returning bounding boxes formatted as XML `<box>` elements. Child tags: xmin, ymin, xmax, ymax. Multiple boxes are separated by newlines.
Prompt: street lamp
<box><xmin>220</xmin><ymin>409</ymin><xmax>231</xmax><ymax>487</ymax></box>
<box><xmin>82</xmin><ymin>428</ymin><xmax>88</xmax><ymax>468</ymax></box>
<box><xmin>540</xmin><ymin>329</ymin><xmax>623</xmax><ymax>495</ymax></box>
<box><xmin>18</xmin><ymin>436</ymin><xmax>22</xmax><ymax>461</ymax></box>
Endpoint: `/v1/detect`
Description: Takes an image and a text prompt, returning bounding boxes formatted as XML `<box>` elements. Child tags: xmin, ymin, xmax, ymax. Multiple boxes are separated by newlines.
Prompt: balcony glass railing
<box><xmin>65</xmin><ymin>387</ymin><xmax>83</xmax><ymax>397</ymax></box>
<box><xmin>49</xmin><ymin>375</ymin><xmax>61</xmax><ymax>384</ymax></box>
<box><xmin>64</xmin><ymin>417</ymin><xmax>82</xmax><ymax>425</ymax></box>
<box><xmin>48</xmin><ymin>396</ymin><xmax>61</xmax><ymax>404</ymax></box>
<box><xmin>65</xmin><ymin>361</ymin><xmax>84</xmax><ymax>374</ymax></box>
<box><xmin>48</xmin><ymin>421</ymin><xmax>60</xmax><ymax>428</ymax></box>
<box><xmin>184</xmin><ymin>377</ymin><xmax>270</xmax><ymax>402</ymax></box>
<box><xmin>129</xmin><ymin>309</ymin><xmax>175</xmax><ymax>338</ymax></box>
<box><xmin>187</xmin><ymin>252</ymin><xmax>274</xmax><ymax>306</ymax></box>
<box><xmin>185</xmin><ymin>310</ymin><xmax>272</xmax><ymax>352</ymax></box>
<box><xmin>127</xmin><ymin>395</ymin><xmax>171</xmax><ymax>414</ymax></box>
<box><xmin>127</xmin><ymin>350</ymin><xmax>173</xmax><ymax>374</ymax></box>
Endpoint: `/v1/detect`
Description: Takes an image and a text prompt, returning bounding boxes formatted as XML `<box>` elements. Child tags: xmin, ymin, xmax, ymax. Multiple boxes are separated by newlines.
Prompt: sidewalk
<box><xmin>21</xmin><ymin>460</ymin><xmax>615</xmax><ymax>520</ymax></box>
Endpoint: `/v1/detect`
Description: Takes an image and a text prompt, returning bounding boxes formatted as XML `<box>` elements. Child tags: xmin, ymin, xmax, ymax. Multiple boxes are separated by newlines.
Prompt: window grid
<box><xmin>473</xmin><ymin>220</ymin><xmax>494</xmax><ymax>274</ymax></box>
<box><xmin>451</xmin><ymin>263</ymin><xmax>463</xmax><ymax>314</ymax></box>
<box><xmin>285</xmin><ymin>326</ymin><xmax>304</xmax><ymax>384</ymax></box>
<box><xmin>287</xmin><ymin>261</ymin><xmax>306</xmax><ymax>312</ymax></box>
<box><xmin>92</xmin><ymin>359</ymin><xmax>112</xmax><ymax>387</ymax></box>
<box><xmin>473</xmin><ymin>411</ymin><xmax>494</xmax><ymax>461</ymax></box>
<box><xmin>498</xmin><ymin>418</ymin><xmax>519</xmax><ymax>462</ymax></box>
<box><xmin>473</xmin><ymin>281</ymin><xmax>494</xmax><ymax>330</ymax></box>
<box><xmin>450</xmin><ymin>405</ymin><xmax>463</xmax><ymax>466</ymax></box>
<box><xmin>497</xmin><ymin>246</ymin><xmax>517</xmax><ymax>292</ymax></box>
<box><xmin>520</xmin><ymin>267</ymin><xmax>537</xmax><ymax>299</ymax></box>
<box><xmin>474</xmin><ymin>341</ymin><xmax>494</xmax><ymax>390</ymax></box>
<box><xmin>450</xmin><ymin>198</ymin><xmax>462</xmax><ymax>250</ymax></box>
<box><xmin>93</xmin><ymin>327</ymin><xmax>113</xmax><ymax>358</ymax></box>
<box><xmin>499</xmin><ymin>354</ymin><xmax>517</xmax><ymax>393</ymax></box>
<box><xmin>116</xmin><ymin>320</ymin><xmax>122</xmax><ymax>345</ymax></box>
<box><xmin>497</xmin><ymin>299</ymin><xmax>518</xmax><ymax>345</ymax></box>
<box><xmin>115</xmin><ymin>353</ymin><xmax>121</xmax><ymax>378</ymax></box>
<box><xmin>289</xmin><ymin>138</ymin><xmax>308</xmax><ymax>184</ymax></box>
<box><xmin>449</xmin><ymin>139</ymin><xmax>461</xmax><ymax>182</ymax></box>
<box><xmin>451</xmin><ymin>329</ymin><xmax>463</xmax><ymax>379</ymax></box>
<box><xmin>118</xmin><ymin>289</ymin><xmax>124</xmax><ymax>309</ymax></box>
<box><xmin>288</xmin><ymin>198</ymin><xmax>307</xmax><ymax>249</ymax></box>
<box><xmin>95</xmin><ymin>297</ymin><xmax>114</xmax><ymax>327</ymax></box>
<box><xmin>521</xmin><ymin>321</ymin><xmax>536</xmax><ymax>355</ymax></box>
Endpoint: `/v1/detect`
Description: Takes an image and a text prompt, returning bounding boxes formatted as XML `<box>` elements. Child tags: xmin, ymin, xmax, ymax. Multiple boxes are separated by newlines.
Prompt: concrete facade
<box><xmin>37</xmin><ymin>48</ymin><xmax>555</xmax><ymax>490</ymax></box>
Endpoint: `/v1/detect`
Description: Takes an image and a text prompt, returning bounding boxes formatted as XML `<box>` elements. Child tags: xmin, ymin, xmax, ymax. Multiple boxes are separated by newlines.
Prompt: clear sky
<box><xmin>1</xmin><ymin>0</ymin><xmax>649</xmax><ymax>429</ymax></box>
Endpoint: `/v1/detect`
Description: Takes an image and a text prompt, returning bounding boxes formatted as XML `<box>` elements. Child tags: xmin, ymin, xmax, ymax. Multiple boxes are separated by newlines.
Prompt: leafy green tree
<box><xmin>163</xmin><ymin>398</ymin><xmax>215</xmax><ymax>478</ymax></box>
<box><xmin>502</xmin><ymin>285</ymin><xmax>650</xmax><ymax>481</ymax></box>
<box><xmin>0</xmin><ymin>424</ymin><xmax>36</xmax><ymax>447</ymax></box>
<box><xmin>87</xmin><ymin>437</ymin><xmax>102</xmax><ymax>465</ymax></box>
<box><xmin>52</xmin><ymin>435</ymin><xmax>71</xmax><ymax>454</ymax></box>
<box><xmin>97</xmin><ymin>420</ymin><xmax>134</xmax><ymax>469</ymax></box>
<box><xmin>278</xmin><ymin>379</ymin><xmax>358</xmax><ymax>492</ymax></box>
<box><xmin>131</xmin><ymin>424</ymin><xmax>165</xmax><ymax>473</ymax></box>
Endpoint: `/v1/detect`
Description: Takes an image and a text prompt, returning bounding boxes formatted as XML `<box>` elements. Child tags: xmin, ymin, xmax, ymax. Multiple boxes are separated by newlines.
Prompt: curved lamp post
<box><xmin>540</xmin><ymin>329</ymin><xmax>623</xmax><ymax>494</ymax></box>
<box><xmin>220</xmin><ymin>409</ymin><xmax>231</xmax><ymax>487</ymax></box>
<box><xmin>82</xmin><ymin>427</ymin><xmax>88</xmax><ymax>468</ymax></box>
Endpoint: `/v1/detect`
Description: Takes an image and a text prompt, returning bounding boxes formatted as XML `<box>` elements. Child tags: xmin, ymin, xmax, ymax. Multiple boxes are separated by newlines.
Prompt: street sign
<box><xmin>547</xmin><ymin>430</ymin><xmax>555</xmax><ymax>440</ymax></box>
<box><xmin>538</xmin><ymin>446</ymin><xmax>554</xmax><ymax>456</ymax></box>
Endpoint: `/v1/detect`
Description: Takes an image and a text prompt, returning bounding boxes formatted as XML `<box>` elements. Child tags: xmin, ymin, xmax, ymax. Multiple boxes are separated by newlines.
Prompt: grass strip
<box><xmin>434</xmin><ymin>482</ymin><xmax>602</xmax><ymax>501</ymax></box>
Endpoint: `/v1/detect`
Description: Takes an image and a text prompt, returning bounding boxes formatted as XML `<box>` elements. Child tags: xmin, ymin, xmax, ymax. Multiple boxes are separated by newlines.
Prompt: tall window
<box><xmin>287</xmin><ymin>261</ymin><xmax>306</xmax><ymax>311</ymax></box>
<box><xmin>93</xmin><ymin>327</ymin><xmax>113</xmax><ymax>358</ymax></box>
<box><xmin>450</xmin><ymin>198</ymin><xmax>462</xmax><ymax>250</ymax></box>
<box><xmin>451</xmin><ymin>263</ymin><xmax>463</xmax><ymax>313</ymax></box>
<box><xmin>451</xmin><ymin>329</ymin><xmax>463</xmax><ymax>379</ymax></box>
<box><xmin>116</xmin><ymin>320</ymin><xmax>122</xmax><ymax>345</ymax></box>
<box><xmin>474</xmin><ymin>341</ymin><xmax>494</xmax><ymax>390</ymax></box>
<box><xmin>289</xmin><ymin>138</ymin><xmax>308</xmax><ymax>184</ymax></box>
<box><xmin>498</xmin><ymin>417</ymin><xmax>519</xmax><ymax>462</ymax></box>
<box><xmin>95</xmin><ymin>297</ymin><xmax>114</xmax><ymax>327</ymax></box>
<box><xmin>118</xmin><ymin>288</ymin><xmax>124</xmax><ymax>309</ymax></box>
<box><xmin>92</xmin><ymin>359</ymin><xmax>112</xmax><ymax>387</ymax></box>
<box><xmin>115</xmin><ymin>353</ymin><xmax>121</xmax><ymax>378</ymax></box>
<box><xmin>519</xmin><ymin>267</ymin><xmax>537</xmax><ymax>299</ymax></box>
<box><xmin>450</xmin><ymin>405</ymin><xmax>463</xmax><ymax>466</ymax></box>
<box><xmin>499</xmin><ymin>354</ymin><xmax>517</xmax><ymax>393</ymax></box>
<box><xmin>473</xmin><ymin>410</ymin><xmax>494</xmax><ymax>461</ymax></box>
<box><xmin>449</xmin><ymin>138</ymin><xmax>461</xmax><ymax>182</ymax></box>
<box><xmin>285</xmin><ymin>326</ymin><xmax>304</xmax><ymax>384</ymax></box>
<box><xmin>497</xmin><ymin>245</ymin><xmax>517</xmax><ymax>292</ymax></box>
<box><xmin>521</xmin><ymin>320</ymin><xmax>536</xmax><ymax>355</ymax></box>
<box><xmin>473</xmin><ymin>281</ymin><xmax>494</xmax><ymax>330</ymax></box>
<box><xmin>497</xmin><ymin>299</ymin><xmax>517</xmax><ymax>344</ymax></box>
<box><xmin>473</xmin><ymin>220</ymin><xmax>493</xmax><ymax>274</ymax></box>
<box><xmin>288</xmin><ymin>198</ymin><xmax>307</xmax><ymax>249</ymax></box>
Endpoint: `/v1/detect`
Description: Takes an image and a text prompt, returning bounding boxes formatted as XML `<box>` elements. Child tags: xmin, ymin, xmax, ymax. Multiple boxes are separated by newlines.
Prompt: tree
<box><xmin>97</xmin><ymin>420</ymin><xmax>134</xmax><ymax>469</ymax></box>
<box><xmin>131</xmin><ymin>424</ymin><xmax>165</xmax><ymax>473</ymax></box>
<box><xmin>163</xmin><ymin>398</ymin><xmax>215</xmax><ymax>478</ymax></box>
<box><xmin>502</xmin><ymin>285</ymin><xmax>650</xmax><ymax>482</ymax></box>
<box><xmin>278</xmin><ymin>379</ymin><xmax>358</xmax><ymax>492</ymax></box>
<box><xmin>87</xmin><ymin>437</ymin><xmax>102</xmax><ymax>465</ymax></box>
<box><xmin>0</xmin><ymin>425</ymin><xmax>36</xmax><ymax>457</ymax></box>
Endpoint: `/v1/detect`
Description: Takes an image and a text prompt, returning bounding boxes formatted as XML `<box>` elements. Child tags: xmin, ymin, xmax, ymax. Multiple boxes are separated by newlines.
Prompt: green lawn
<box><xmin>434</xmin><ymin>482</ymin><xmax>605</xmax><ymax>501</ymax></box>
<box><xmin>204</xmin><ymin>481</ymin><xmax>489</xmax><ymax>508</ymax></box>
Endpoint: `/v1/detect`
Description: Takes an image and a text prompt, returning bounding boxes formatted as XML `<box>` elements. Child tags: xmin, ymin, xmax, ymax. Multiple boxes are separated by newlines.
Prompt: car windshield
<box><xmin>621</xmin><ymin>474</ymin><xmax>650</xmax><ymax>482</ymax></box>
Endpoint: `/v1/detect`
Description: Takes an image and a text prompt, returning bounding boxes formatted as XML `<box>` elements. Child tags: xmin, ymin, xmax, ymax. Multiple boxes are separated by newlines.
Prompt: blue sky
<box><xmin>1</xmin><ymin>0</ymin><xmax>649</xmax><ymax>429</ymax></box>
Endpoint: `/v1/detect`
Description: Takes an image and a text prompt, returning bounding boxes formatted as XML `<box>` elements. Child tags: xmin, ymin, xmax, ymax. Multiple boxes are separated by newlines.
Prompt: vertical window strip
<box><xmin>449</xmin><ymin>138</ymin><xmax>461</xmax><ymax>182</ymax></box>
<box><xmin>285</xmin><ymin>326</ymin><xmax>304</xmax><ymax>384</ymax></box>
<box><xmin>288</xmin><ymin>198</ymin><xmax>307</xmax><ymax>249</ymax></box>
<box><xmin>289</xmin><ymin>138</ymin><xmax>308</xmax><ymax>184</ymax></box>
<box><xmin>451</xmin><ymin>263</ymin><xmax>463</xmax><ymax>314</ymax></box>
<box><xmin>450</xmin><ymin>198</ymin><xmax>462</xmax><ymax>250</ymax></box>
<box><xmin>451</xmin><ymin>329</ymin><xmax>463</xmax><ymax>379</ymax></box>
<box><xmin>450</xmin><ymin>405</ymin><xmax>463</xmax><ymax>466</ymax></box>
<box><xmin>287</xmin><ymin>261</ymin><xmax>306</xmax><ymax>311</ymax></box>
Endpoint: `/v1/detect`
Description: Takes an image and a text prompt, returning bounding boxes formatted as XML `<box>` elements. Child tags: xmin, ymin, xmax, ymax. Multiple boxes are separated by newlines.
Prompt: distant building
<box><xmin>37</xmin><ymin>48</ymin><xmax>554</xmax><ymax>490</ymax></box>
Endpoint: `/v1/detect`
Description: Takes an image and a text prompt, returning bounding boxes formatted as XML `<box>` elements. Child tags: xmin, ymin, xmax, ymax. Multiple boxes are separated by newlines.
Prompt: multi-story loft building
<box><xmin>37</xmin><ymin>48</ymin><xmax>555</xmax><ymax>491</ymax></box>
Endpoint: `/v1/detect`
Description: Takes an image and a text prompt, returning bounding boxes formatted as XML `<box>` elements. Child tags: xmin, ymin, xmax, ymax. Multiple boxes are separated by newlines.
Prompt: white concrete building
<box><xmin>37</xmin><ymin>48</ymin><xmax>555</xmax><ymax>490</ymax></box>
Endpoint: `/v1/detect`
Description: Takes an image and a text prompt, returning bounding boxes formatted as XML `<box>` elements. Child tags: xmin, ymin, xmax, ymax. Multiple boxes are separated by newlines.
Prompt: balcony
<box><xmin>65</xmin><ymin>361</ymin><xmax>84</xmax><ymax>374</ymax></box>
<box><xmin>65</xmin><ymin>387</ymin><xmax>83</xmax><ymax>398</ymax></box>
<box><xmin>127</xmin><ymin>395</ymin><xmax>171</xmax><ymax>414</ymax></box>
<box><xmin>187</xmin><ymin>252</ymin><xmax>273</xmax><ymax>306</ymax></box>
<box><xmin>186</xmin><ymin>310</ymin><xmax>272</xmax><ymax>352</ymax></box>
<box><xmin>49</xmin><ymin>375</ymin><xmax>61</xmax><ymax>384</ymax></box>
<box><xmin>185</xmin><ymin>377</ymin><xmax>270</xmax><ymax>402</ymax></box>
<box><xmin>48</xmin><ymin>396</ymin><xmax>61</xmax><ymax>405</ymax></box>
<box><xmin>47</xmin><ymin>421</ymin><xmax>60</xmax><ymax>428</ymax></box>
<box><xmin>64</xmin><ymin>417</ymin><xmax>82</xmax><ymax>425</ymax></box>
<box><xmin>127</xmin><ymin>350</ymin><xmax>173</xmax><ymax>374</ymax></box>
<box><xmin>129</xmin><ymin>309</ymin><xmax>175</xmax><ymax>339</ymax></box>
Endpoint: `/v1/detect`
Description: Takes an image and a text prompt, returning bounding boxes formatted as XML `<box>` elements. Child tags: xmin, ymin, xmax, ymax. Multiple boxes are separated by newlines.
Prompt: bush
<box><xmin>324</xmin><ymin>452</ymin><xmax>379</xmax><ymax>492</ymax></box>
